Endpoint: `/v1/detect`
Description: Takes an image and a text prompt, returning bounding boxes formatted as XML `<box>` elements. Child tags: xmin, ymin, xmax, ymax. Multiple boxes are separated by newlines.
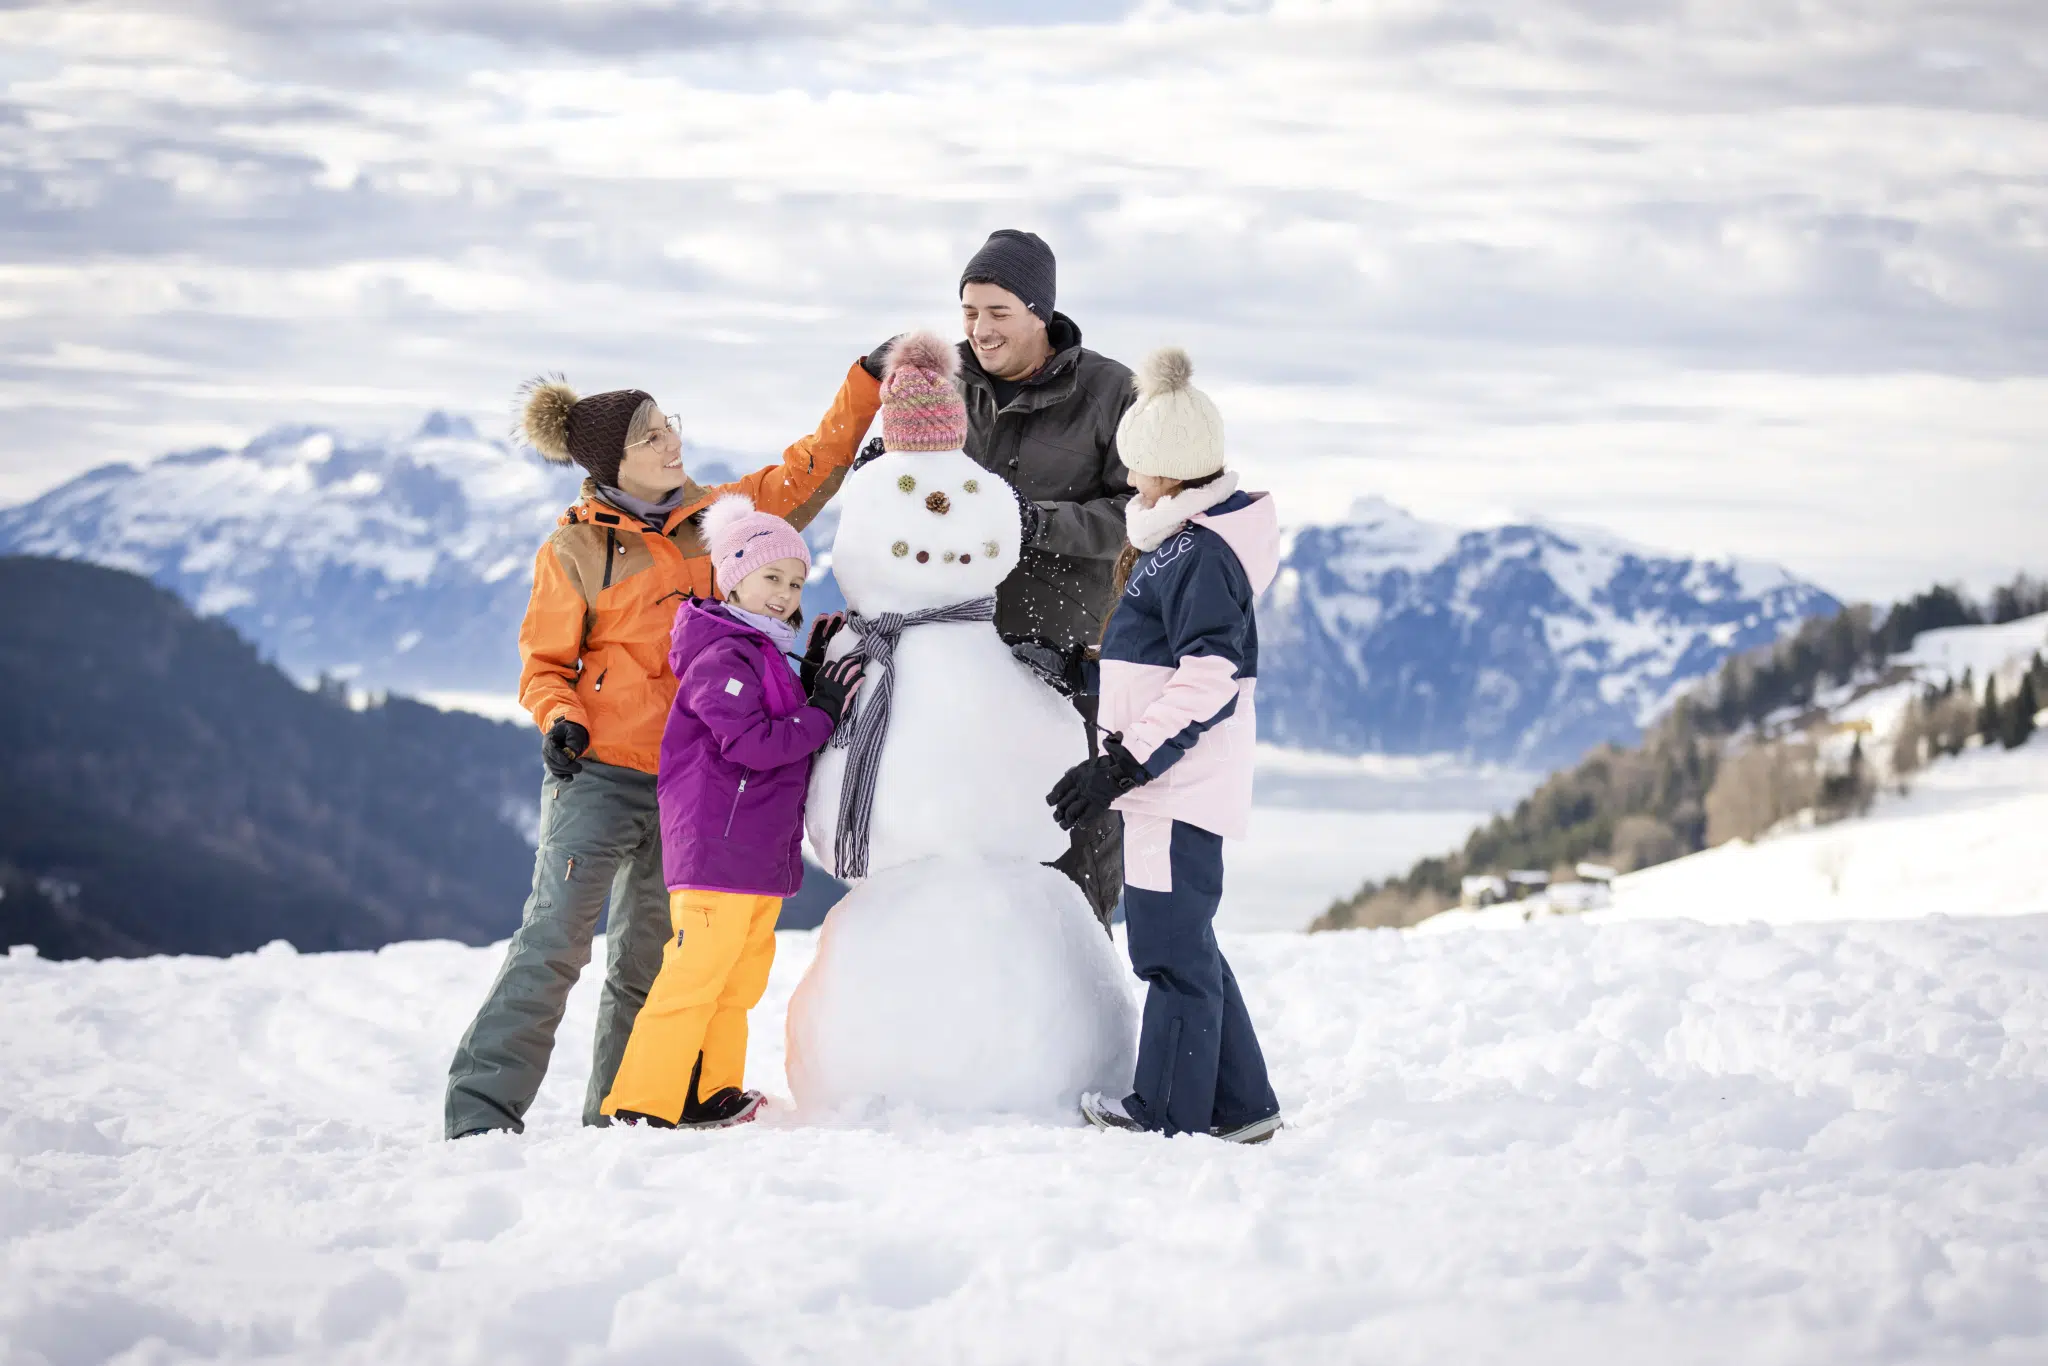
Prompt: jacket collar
<box><xmin>1125</xmin><ymin>472</ymin><xmax>1240</xmax><ymax>552</ymax></box>
<box><xmin>563</xmin><ymin>477</ymin><xmax>719</xmax><ymax>536</ymax></box>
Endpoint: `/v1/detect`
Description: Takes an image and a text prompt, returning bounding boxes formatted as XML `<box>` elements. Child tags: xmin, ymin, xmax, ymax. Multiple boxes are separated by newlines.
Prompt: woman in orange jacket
<box><xmin>445</xmin><ymin>355</ymin><xmax>882</xmax><ymax>1138</ymax></box>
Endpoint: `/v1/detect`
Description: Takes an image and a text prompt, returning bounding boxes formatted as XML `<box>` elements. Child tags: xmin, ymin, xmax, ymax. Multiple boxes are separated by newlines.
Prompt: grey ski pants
<box><xmin>444</xmin><ymin>759</ymin><xmax>670</xmax><ymax>1136</ymax></box>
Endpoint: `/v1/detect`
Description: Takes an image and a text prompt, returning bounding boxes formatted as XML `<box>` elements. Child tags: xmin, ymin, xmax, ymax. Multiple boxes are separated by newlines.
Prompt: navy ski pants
<box><xmin>1119</xmin><ymin>815</ymin><xmax>1278</xmax><ymax>1136</ymax></box>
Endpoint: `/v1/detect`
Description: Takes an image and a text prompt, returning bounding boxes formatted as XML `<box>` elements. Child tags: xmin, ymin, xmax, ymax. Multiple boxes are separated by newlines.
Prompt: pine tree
<box><xmin>2006</xmin><ymin>673</ymin><xmax>2038</xmax><ymax>750</ymax></box>
<box><xmin>1978</xmin><ymin>676</ymin><xmax>2000</xmax><ymax>743</ymax></box>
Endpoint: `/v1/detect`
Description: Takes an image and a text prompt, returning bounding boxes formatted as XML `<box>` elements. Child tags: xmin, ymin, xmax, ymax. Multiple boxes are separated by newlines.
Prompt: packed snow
<box><xmin>4</xmin><ymin>901</ymin><xmax>2045</xmax><ymax>1363</ymax></box>
<box><xmin>787</xmin><ymin>860</ymin><xmax>1133</xmax><ymax>1117</ymax></box>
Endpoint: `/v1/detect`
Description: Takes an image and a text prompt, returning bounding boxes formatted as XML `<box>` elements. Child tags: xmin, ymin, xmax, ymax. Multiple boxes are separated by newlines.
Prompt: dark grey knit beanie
<box><xmin>959</xmin><ymin>229</ymin><xmax>1056</xmax><ymax>321</ymax></box>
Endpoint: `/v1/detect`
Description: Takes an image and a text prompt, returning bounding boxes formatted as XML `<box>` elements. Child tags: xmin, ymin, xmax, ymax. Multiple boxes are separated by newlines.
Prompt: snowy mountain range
<box><xmin>0</xmin><ymin>416</ymin><xmax>785</xmax><ymax>699</ymax></box>
<box><xmin>1256</xmin><ymin>497</ymin><xmax>1840</xmax><ymax>766</ymax></box>
<box><xmin>0</xmin><ymin>423</ymin><xmax>1835</xmax><ymax>766</ymax></box>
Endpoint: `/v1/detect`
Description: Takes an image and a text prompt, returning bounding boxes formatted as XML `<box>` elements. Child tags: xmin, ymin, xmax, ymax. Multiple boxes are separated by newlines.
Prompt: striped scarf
<box><xmin>829</xmin><ymin>595</ymin><xmax>999</xmax><ymax>879</ymax></box>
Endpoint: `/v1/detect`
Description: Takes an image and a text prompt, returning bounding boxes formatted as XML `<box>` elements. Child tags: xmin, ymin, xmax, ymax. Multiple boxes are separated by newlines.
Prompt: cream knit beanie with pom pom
<box><xmin>1114</xmin><ymin>347</ymin><xmax>1224</xmax><ymax>481</ymax></box>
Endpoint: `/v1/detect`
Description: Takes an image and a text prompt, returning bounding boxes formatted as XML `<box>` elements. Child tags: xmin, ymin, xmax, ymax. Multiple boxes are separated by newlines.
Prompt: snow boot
<box><xmin>680</xmin><ymin>1087</ymin><xmax>765</xmax><ymax>1130</ymax></box>
<box><xmin>1080</xmin><ymin>1091</ymin><xmax>1144</xmax><ymax>1133</ymax></box>
<box><xmin>611</xmin><ymin>1109</ymin><xmax>677</xmax><ymax>1129</ymax></box>
<box><xmin>1211</xmin><ymin>1113</ymin><xmax>1284</xmax><ymax>1145</ymax></box>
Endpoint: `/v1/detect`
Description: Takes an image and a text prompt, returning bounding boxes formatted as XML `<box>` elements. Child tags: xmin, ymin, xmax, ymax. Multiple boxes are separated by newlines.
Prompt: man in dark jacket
<box><xmin>956</xmin><ymin>229</ymin><xmax>1135</xmax><ymax>927</ymax></box>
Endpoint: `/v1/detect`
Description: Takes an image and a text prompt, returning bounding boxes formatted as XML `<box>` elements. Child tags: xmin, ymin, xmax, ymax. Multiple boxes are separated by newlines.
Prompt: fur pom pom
<box><xmin>1134</xmin><ymin>346</ymin><xmax>1194</xmax><ymax>401</ymax></box>
<box><xmin>699</xmin><ymin>492</ymin><xmax>757</xmax><ymax>546</ymax></box>
<box><xmin>516</xmin><ymin>375</ymin><xmax>578</xmax><ymax>462</ymax></box>
<box><xmin>882</xmin><ymin>329</ymin><xmax>959</xmax><ymax>384</ymax></box>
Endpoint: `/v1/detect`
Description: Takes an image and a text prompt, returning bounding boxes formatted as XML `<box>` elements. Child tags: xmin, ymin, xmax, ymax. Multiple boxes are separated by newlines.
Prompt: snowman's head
<box><xmin>830</xmin><ymin>448</ymin><xmax>1021</xmax><ymax>614</ymax></box>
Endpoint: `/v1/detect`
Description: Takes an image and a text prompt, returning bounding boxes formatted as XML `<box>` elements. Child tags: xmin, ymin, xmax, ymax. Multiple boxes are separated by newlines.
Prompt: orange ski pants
<box><xmin>600</xmin><ymin>889</ymin><xmax>781</xmax><ymax>1124</ymax></box>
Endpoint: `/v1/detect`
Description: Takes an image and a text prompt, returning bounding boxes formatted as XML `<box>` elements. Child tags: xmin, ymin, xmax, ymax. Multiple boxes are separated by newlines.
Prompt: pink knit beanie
<box><xmin>701</xmin><ymin>494</ymin><xmax>811</xmax><ymax>595</ymax></box>
<box><xmin>880</xmin><ymin>331</ymin><xmax>968</xmax><ymax>453</ymax></box>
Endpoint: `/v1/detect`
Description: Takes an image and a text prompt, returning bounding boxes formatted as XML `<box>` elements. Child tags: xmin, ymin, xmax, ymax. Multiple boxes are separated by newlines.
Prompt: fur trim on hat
<box><xmin>516</xmin><ymin>375</ymin><xmax>578</xmax><ymax>463</ymax></box>
<box><xmin>700</xmin><ymin>492</ymin><xmax>757</xmax><ymax>545</ymax></box>
<box><xmin>883</xmin><ymin>330</ymin><xmax>959</xmax><ymax>385</ymax></box>
<box><xmin>1134</xmin><ymin>346</ymin><xmax>1194</xmax><ymax>400</ymax></box>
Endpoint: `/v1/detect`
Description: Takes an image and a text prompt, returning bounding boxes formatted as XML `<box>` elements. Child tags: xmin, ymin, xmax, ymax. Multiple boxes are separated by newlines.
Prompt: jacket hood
<box><xmin>669</xmin><ymin>596</ymin><xmax>769</xmax><ymax>675</ymax></box>
<box><xmin>1193</xmin><ymin>491</ymin><xmax>1280</xmax><ymax>596</ymax></box>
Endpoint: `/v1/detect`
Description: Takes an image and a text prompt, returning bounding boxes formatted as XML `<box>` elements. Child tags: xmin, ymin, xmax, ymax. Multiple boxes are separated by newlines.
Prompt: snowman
<box><xmin>787</xmin><ymin>332</ymin><xmax>1136</xmax><ymax>1117</ymax></box>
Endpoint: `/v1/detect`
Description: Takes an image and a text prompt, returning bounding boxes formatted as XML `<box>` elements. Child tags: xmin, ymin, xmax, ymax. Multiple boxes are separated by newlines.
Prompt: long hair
<box><xmin>1096</xmin><ymin>469</ymin><xmax>1226</xmax><ymax>647</ymax></box>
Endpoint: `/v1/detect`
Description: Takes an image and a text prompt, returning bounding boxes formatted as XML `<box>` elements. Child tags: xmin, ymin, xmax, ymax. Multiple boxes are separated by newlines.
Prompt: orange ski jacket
<box><xmin>517</xmin><ymin>360</ymin><xmax>880</xmax><ymax>774</ymax></box>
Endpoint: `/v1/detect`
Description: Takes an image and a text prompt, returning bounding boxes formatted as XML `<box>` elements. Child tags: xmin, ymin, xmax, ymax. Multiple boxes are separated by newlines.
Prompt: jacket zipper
<box><xmin>602</xmin><ymin>528</ymin><xmax>619</xmax><ymax>589</ymax></box>
<box><xmin>723</xmin><ymin>774</ymin><xmax>748</xmax><ymax>837</ymax></box>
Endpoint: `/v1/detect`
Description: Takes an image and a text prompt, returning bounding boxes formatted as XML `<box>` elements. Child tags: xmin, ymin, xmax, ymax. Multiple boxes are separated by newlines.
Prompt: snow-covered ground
<box><xmin>6</xmin><ymin>906</ymin><xmax>2046</xmax><ymax>1364</ymax></box>
<box><xmin>1422</xmin><ymin>735</ymin><xmax>2048</xmax><ymax>937</ymax></box>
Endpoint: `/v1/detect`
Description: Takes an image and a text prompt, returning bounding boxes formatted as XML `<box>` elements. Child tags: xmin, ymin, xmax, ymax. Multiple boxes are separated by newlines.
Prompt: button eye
<box><xmin>962</xmin><ymin>479</ymin><xmax>979</xmax><ymax>494</ymax></box>
<box><xmin>897</xmin><ymin>475</ymin><xmax>917</xmax><ymax>493</ymax></box>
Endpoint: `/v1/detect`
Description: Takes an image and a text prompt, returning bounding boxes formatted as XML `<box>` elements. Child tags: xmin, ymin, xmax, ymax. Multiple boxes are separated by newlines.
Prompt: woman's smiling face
<box><xmin>615</xmin><ymin>404</ymin><xmax>687</xmax><ymax>497</ymax></box>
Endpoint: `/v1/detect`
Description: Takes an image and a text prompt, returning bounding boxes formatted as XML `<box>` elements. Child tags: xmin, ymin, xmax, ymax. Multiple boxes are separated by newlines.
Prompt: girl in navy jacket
<box><xmin>1049</xmin><ymin>348</ymin><xmax>1284</xmax><ymax>1144</ymax></box>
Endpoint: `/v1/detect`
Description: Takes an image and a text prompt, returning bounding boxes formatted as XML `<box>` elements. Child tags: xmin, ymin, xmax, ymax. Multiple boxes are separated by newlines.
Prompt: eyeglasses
<box><xmin>628</xmin><ymin>414</ymin><xmax>684</xmax><ymax>448</ymax></box>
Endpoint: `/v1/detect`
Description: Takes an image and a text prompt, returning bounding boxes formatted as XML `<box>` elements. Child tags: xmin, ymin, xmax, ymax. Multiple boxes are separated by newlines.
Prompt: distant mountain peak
<box><xmin>1258</xmin><ymin>500</ymin><xmax>1840</xmax><ymax>766</ymax></box>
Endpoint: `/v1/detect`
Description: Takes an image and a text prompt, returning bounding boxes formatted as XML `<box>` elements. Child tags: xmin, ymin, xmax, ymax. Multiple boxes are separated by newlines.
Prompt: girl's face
<box><xmin>1132</xmin><ymin>472</ymin><xmax>1182</xmax><ymax>506</ymax></box>
<box><xmin>727</xmin><ymin>557</ymin><xmax>808</xmax><ymax>622</ymax></box>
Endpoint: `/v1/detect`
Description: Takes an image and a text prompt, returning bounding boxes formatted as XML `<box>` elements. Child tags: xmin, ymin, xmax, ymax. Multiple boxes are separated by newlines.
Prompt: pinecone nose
<box><xmin>924</xmin><ymin>491</ymin><xmax>951</xmax><ymax>515</ymax></box>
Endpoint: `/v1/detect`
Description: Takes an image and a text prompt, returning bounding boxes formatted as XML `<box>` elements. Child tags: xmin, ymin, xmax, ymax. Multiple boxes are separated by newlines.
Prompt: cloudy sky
<box><xmin>1</xmin><ymin>0</ymin><xmax>2042</xmax><ymax>600</ymax></box>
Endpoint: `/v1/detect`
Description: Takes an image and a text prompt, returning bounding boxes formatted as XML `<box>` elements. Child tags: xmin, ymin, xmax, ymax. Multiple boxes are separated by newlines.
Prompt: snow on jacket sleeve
<box><xmin>517</xmin><ymin>538</ymin><xmax>592</xmax><ymax>734</ymax></box>
<box><xmin>1117</xmin><ymin>542</ymin><xmax>1253</xmax><ymax>779</ymax></box>
<box><xmin>681</xmin><ymin>640</ymin><xmax>836</xmax><ymax>772</ymax></box>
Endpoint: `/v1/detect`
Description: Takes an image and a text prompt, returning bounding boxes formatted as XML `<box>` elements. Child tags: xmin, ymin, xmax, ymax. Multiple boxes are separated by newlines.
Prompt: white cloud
<box><xmin>0</xmin><ymin>0</ymin><xmax>2042</xmax><ymax>599</ymax></box>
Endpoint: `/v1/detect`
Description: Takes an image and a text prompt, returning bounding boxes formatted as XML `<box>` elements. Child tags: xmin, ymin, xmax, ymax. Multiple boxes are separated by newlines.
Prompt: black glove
<box><xmin>542</xmin><ymin>717</ymin><xmax>590</xmax><ymax>781</ymax></box>
<box><xmin>801</xmin><ymin>612</ymin><xmax>846</xmax><ymax>693</ymax></box>
<box><xmin>1010</xmin><ymin>637</ymin><xmax>1088</xmax><ymax>698</ymax></box>
<box><xmin>1015</xmin><ymin>489</ymin><xmax>1045</xmax><ymax>547</ymax></box>
<box><xmin>807</xmin><ymin>654</ymin><xmax>865</xmax><ymax>727</ymax></box>
<box><xmin>1047</xmin><ymin>734</ymin><xmax>1151</xmax><ymax>831</ymax></box>
<box><xmin>861</xmin><ymin>335</ymin><xmax>904</xmax><ymax>381</ymax></box>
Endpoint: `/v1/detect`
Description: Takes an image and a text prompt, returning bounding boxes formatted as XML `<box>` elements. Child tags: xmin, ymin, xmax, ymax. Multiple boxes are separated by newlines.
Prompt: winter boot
<box><xmin>1211</xmin><ymin>1113</ymin><xmax>1284</xmax><ymax>1145</ymax></box>
<box><xmin>680</xmin><ymin>1088</ymin><xmax>766</xmax><ymax>1130</ymax></box>
<box><xmin>1080</xmin><ymin>1091</ymin><xmax>1144</xmax><ymax>1133</ymax></box>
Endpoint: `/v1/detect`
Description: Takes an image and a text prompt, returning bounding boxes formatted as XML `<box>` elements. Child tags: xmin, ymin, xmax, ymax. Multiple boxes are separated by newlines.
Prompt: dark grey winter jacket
<box><xmin>958</xmin><ymin>314</ymin><xmax>1135</xmax><ymax>650</ymax></box>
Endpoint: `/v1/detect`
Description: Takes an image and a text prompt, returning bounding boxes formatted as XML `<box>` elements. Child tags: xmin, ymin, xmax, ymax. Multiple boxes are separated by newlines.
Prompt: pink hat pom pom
<box><xmin>882</xmin><ymin>330</ymin><xmax>959</xmax><ymax>384</ymax></box>
<box><xmin>701</xmin><ymin>493</ymin><xmax>757</xmax><ymax>545</ymax></box>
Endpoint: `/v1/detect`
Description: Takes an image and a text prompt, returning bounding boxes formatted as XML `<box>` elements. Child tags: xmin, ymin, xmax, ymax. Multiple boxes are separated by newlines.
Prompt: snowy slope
<box><xmin>4</xmin><ymin>915</ymin><xmax>2044</xmax><ymax>1363</ymax></box>
<box><xmin>1420</xmin><ymin>615</ymin><xmax>2048</xmax><ymax>937</ymax></box>
<box><xmin>1260</xmin><ymin>497</ymin><xmax>1840</xmax><ymax>766</ymax></box>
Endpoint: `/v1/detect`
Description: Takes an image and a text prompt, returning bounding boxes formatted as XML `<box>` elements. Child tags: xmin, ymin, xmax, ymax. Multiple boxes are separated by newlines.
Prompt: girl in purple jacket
<box><xmin>601</xmin><ymin>495</ymin><xmax>861</xmax><ymax>1129</ymax></box>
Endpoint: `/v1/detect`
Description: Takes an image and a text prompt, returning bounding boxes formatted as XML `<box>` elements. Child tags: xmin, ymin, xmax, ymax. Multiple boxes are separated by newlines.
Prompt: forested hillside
<box><xmin>1314</xmin><ymin>576</ymin><xmax>2048</xmax><ymax>930</ymax></box>
<box><xmin>0</xmin><ymin>557</ymin><xmax>541</xmax><ymax>958</ymax></box>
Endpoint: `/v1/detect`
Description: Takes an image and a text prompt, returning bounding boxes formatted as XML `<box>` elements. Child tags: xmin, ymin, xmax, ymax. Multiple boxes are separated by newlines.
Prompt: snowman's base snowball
<box><xmin>786</xmin><ymin>857</ymin><xmax>1137</xmax><ymax>1119</ymax></box>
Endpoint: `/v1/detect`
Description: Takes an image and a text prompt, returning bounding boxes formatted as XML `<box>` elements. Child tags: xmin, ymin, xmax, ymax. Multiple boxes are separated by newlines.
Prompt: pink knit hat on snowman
<box><xmin>879</xmin><ymin>331</ymin><xmax>968</xmax><ymax>452</ymax></box>
<box><xmin>701</xmin><ymin>494</ymin><xmax>811</xmax><ymax>596</ymax></box>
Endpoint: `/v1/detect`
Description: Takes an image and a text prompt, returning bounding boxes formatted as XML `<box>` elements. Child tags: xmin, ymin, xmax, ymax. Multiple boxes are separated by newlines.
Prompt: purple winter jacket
<box><xmin>658</xmin><ymin>599</ymin><xmax>836</xmax><ymax>897</ymax></box>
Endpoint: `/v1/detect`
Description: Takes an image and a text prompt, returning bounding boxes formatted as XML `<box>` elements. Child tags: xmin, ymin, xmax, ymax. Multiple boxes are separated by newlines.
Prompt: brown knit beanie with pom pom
<box><xmin>517</xmin><ymin>377</ymin><xmax>654</xmax><ymax>487</ymax></box>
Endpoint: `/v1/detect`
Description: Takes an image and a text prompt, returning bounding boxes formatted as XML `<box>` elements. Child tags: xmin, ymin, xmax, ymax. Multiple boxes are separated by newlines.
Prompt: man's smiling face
<box><xmin>961</xmin><ymin>281</ymin><xmax>1051</xmax><ymax>382</ymax></box>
